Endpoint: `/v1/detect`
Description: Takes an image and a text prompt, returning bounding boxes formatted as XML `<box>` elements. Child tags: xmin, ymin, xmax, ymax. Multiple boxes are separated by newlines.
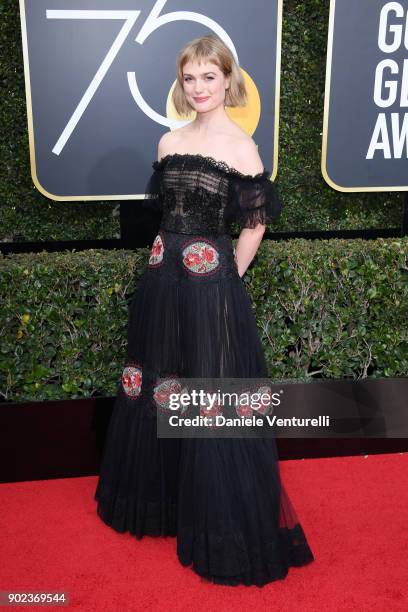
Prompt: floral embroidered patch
<box><xmin>153</xmin><ymin>377</ymin><xmax>189</xmax><ymax>414</ymax></box>
<box><xmin>234</xmin><ymin>384</ymin><xmax>273</xmax><ymax>417</ymax></box>
<box><xmin>255</xmin><ymin>384</ymin><xmax>273</xmax><ymax>416</ymax></box>
<box><xmin>200</xmin><ymin>395</ymin><xmax>224</xmax><ymax>429</ymax></box>
<box><xmin>148</xmin><ymin>232</ymin><xmax>164</xmax><ymax>267</ymax></box>
<box><xmin>122</xmin><ymin>363</ymin><xmax>142</xmax><ymax>399</ymax></box>
<box><xmin>181</xmin><ymin>238</ymin><xmax>220</xmax><ymax>276</ymax></box>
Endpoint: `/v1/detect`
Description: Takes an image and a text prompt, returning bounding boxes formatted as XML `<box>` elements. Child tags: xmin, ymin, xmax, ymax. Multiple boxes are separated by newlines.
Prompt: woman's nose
<box><xmin>194</xmin><ymin>80</ymin><xmax>204</xmax><ymax>93</ymax></box>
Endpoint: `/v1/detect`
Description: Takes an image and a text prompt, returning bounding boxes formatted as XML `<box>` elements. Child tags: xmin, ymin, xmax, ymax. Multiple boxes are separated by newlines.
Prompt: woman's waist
<box><xmin>159</xmin><ymin>227</ymin><xmax>233</xmax><ymax>245</ymax></box>
<box><xmin>148</xmin><ymin>229</ymin><xmax>238</xmax><ymax>279</ymax></box>
<box><xmin>159</xmin><ymin>214</ymin><xmax>230</xmax><ymax>237</ymax></box>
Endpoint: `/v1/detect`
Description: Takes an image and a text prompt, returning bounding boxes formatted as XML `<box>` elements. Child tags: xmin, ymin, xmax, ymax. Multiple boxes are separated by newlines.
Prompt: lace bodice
<box><xmin>143</xmin><ymin>152</ymin><xmax>282</xmax><ymax>235</ymax></box>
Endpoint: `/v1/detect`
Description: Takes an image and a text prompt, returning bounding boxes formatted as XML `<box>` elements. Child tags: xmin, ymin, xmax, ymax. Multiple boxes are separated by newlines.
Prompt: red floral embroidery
<box><xmin>235</xmin><ymin>385</ymin><xmax>273</xmax><ymax>417</ymax></box>
<box><xmin>200</xmin><ymin>395</ymin><xmax>223</xmax><ymax>429</ymax></box>
<box><xmin>153</xmin><ymin>377</ymin><xmax>189</xmax><ymax>413</ymax></box>
<box><xmin>202</xmin><ymin>246</ymin><xmax>216</xmax><ymax>263</ymax></box>
<box><xmin>122</xmin><ymin>363</ymin><xmax>142</xmax><ymax>399</ymax></box>
<box><xmin>255</xmin><ymin>384</ymin><xmax>273</xmax><ymax>416</ymax></box>
<box><xmin>148</xmin><ymin>232</ymin><xmax>164</xmax><ymax>267</ymax></box>
<box><xmin>235</xmin><ymin>399</ymin><xmax>254</xmax><ymax>418</ymax></box>
<box><xmin>184</xmin><ymin>252</ymin><xmax>201</xmax><ymax>267</ymax></box>
<box><xmin>181</xmin><ymin>238</ymin><xmax>220</xmax><ymax>276</ymax></box>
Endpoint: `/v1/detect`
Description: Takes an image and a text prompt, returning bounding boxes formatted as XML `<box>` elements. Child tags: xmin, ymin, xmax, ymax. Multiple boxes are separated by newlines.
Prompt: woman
<box><xmin>95</xmin><ymin>34</ymin><xmax>314</xmax><ymax>587</ymax></box>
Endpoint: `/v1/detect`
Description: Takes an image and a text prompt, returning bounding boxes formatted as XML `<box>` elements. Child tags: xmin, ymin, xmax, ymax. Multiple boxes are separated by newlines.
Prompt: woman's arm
<box><xmin>233</xmin><ymin>139</ymin><xmax>267</xmax><ymax>277</ymax></box>
<box><xmin>235</xmin><ymin>225</ymin><xmax>265</xmax><ymax>277</ymax></box>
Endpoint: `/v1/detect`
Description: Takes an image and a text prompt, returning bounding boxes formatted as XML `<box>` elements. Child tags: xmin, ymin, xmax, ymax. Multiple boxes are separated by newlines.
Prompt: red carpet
<box><xmin>1</xmin><ymin>453</ymin><xmax>407</xmax><ymax>611</ymax></box>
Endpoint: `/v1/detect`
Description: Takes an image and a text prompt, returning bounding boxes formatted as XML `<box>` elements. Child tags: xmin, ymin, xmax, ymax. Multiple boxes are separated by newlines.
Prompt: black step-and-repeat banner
<box><xmin>18</xmin><ymin>0</ymin><xmax>282</xmax><ymax>201</ymax></box>
<box><xmin>322</xmin><ymin>0</ymin><xmax>408</xmax><ymax>192</ymax></box>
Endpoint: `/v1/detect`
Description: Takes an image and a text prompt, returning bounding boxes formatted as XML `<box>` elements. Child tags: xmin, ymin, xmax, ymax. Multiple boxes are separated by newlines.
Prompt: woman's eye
<box><xmin>184</xmin><ymin>77</ymin><xmax>214</xmax><ymax>82</ymax></box>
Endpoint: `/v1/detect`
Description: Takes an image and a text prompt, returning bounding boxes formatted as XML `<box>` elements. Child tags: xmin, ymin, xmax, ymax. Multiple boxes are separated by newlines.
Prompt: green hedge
<box><xmin>0</xmin><ymin>0</ymin><xmax>402</xmax><ymax>242</ymax></box>
<box><xmin>1</xmin><ymin>237</ymin><xmax>407</xmax><ymax>402</ymax></box>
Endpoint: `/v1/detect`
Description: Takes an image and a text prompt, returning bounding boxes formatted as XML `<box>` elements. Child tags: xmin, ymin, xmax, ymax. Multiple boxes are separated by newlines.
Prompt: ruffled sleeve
<box><xmin>142</xmin><ymin>161</ymin><xmax>163</xmax><ymax>212</ymax></box>
<box><xmin>229</xmin><ymin>171</ymin><xmax>282</xmax><ymax>229</ymax></box>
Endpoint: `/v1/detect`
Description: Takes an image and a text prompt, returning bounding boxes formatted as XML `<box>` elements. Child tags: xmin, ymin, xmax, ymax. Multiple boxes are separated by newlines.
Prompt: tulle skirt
<box><xmin>94</xmin><ymin>229</ymin><xmax>314</xmax><ymax>587</ymax></box>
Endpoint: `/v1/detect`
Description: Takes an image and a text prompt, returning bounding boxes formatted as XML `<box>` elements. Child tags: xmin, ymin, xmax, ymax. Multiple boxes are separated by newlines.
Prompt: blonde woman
<box><xmin>95</xmin><ymin>34</ymin><xmax>314</xmax><ymax>587</ymax></box>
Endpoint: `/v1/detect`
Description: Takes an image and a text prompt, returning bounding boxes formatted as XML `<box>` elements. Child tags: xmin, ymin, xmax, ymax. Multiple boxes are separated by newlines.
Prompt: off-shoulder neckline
<box><xmin>152</xmin><ymin>152</ymin><xmax>271</xmax><ymax>181</ymax></box>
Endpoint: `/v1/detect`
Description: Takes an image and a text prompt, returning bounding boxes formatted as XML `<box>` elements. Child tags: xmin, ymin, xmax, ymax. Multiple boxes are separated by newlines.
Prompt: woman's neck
<box><xmin>188</xmin><ymin>104</ymin><xmax>231</xmax><ymax>135</ymax></box>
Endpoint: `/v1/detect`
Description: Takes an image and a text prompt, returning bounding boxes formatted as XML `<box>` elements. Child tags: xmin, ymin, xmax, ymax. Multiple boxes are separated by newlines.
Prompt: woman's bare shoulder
<box><xmin>156</xmin><ymin>127</ymin><xmax>188</xmax><ymax>160</ymax></box>
<box><xmin>154</xmin><ymin>122</ymin><xmax>263</xmax><ymax>175</ymax></box>
<box><xmin>228</xmin><ymin>133</ymin><xmax>263</xmax><ymax>175</ymax></box>
<box><xmin>157</xmin><ymin>130</ymin><xmax>175</xmax><ymax>160</ymax></box>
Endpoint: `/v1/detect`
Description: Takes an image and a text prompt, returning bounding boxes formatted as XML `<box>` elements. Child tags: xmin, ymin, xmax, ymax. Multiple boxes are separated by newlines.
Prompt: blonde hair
<box><xmin>172</xmin><ymin>34</ymin><xmax>247</xmax><ymax>116</ymax></box>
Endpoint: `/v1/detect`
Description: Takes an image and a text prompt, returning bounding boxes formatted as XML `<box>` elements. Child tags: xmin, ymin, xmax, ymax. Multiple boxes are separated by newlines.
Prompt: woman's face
<box><xmin>182</xmin><ymin>60</ymin><xmax>230</xmax><ymax>113</ymax></box>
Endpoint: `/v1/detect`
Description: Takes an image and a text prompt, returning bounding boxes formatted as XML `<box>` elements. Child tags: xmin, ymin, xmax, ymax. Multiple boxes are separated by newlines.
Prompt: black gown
<box><xmin>94</xmin><ymin>152</ymin><xmax>314</xmax><ymax>587</ymax></box>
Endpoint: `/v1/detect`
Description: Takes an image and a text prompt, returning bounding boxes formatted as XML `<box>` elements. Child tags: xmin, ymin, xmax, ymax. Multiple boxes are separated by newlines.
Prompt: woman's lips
<box><xmin>194</xmin><ymin>97</ymin><xmax>209</xmax><ymax>102</ymax></box>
